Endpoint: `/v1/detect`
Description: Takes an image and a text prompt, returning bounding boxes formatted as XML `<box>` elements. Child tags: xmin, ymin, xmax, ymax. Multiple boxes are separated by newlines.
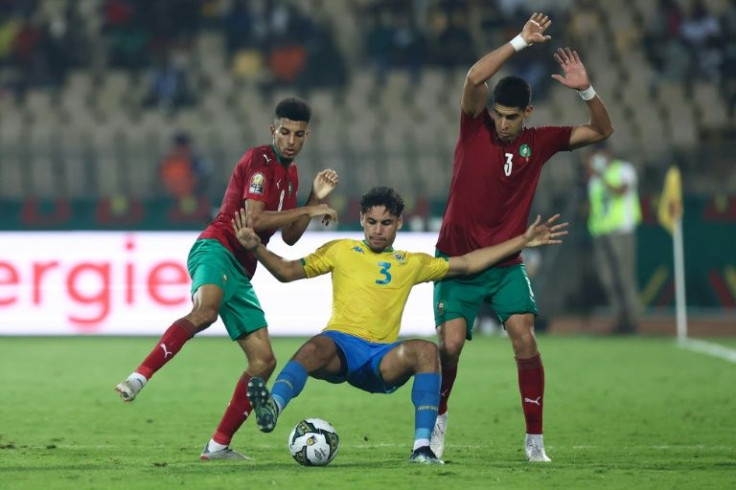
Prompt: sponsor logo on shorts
<box><xmin>437</xmin><ymin>301</ymin><xmax>445</xmax><ymax>315</ymax></box>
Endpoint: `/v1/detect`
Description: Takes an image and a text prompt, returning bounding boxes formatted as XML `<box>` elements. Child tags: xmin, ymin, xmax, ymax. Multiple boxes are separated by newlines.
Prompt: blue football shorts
<box><xmin>319</xmin><ymin>330</ymin><xmax>402</xmax><ymax>394</ymax></box>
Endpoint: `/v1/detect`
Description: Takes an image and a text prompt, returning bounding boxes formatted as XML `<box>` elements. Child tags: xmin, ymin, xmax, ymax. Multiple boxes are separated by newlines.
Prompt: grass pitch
<box><xmin>1</xmin><ymin>335</ymin><xmax>734</xmax><ymax>489</ymax></box>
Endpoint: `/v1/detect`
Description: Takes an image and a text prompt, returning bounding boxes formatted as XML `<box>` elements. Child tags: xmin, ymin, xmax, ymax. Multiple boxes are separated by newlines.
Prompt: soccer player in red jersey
<box><xmin>115</xmin><ymin>98</ymin><xmax>339</xmax><ymax>460</ymax></box>
<box><xmin>430</xmin><ymin>13</ymin><xmax>613</xmax><ymax>462</ymax></box>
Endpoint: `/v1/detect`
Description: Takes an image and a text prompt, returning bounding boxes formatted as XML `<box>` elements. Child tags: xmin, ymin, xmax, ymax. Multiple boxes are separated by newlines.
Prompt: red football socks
<box><xmin>438</xmin><ymin>365</ymin><xmax>457</xmax><ymax>415</ymax></box>
<box><xmin>213</xmin><ymin>372</ymin><xmax>253</xmax><ymax>446</ymax></box>
<box><xmin>516</xmin><ymin>354</ymin><xmax>545</xmax><ymax>434</ymax></box>
<box><xmin>136</xmin><ymin>320</ymin><xmax>194</xmax><ymax>379</ymax></box>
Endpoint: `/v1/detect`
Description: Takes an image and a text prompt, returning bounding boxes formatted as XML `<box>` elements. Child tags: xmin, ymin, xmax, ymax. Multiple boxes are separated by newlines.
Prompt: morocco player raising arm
<box><xmin>230</xmin><ymin>186</ymin><xmax>567</xmax><ymax>465</ymax></box>
<box><xmin>431</xmin><ymin>12</ymin><xmax>613</xmax><ymax>462</ymax></box>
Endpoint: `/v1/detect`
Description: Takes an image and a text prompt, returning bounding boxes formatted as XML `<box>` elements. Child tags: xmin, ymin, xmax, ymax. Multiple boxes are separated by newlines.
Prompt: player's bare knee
<box><xmin>511</xmin><ymin>332</ymin><xmax>538</xmax><ymax>357</ymax></box>
<box><xmin>412</xmin><ymin>340</ymin><xmax>440</xmax><ymax>372</ymax></box>
<box><xmin>439</xmin><ymin>335</ymin><xmax>464</xmax><ymax>362</ymax></box>
<box><xmin>249</xmin><ymin>353</ymin><xmax>277</xmax><ymax>379</ymax></box>
<box><xmin>188</xmin><ymin>305</ymin><xmax>219</xmax><ymax>329</ymax></box>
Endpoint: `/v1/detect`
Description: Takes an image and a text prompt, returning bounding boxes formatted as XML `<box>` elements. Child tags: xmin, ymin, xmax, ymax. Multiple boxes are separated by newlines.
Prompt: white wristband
<box><xmin>509</xmin><ymin>34</ymin><xmax>529</xmax><ymax>52</ymax></box>
<box><xmin>577</xmin><ymin>85</ymin><xmax>597</xmax><ymax>101</ymax></box>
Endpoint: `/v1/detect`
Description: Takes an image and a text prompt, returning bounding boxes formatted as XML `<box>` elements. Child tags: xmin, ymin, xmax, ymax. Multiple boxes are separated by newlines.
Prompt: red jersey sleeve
<box><xmin>459</xmin><ymin>109</ymin><xmax>490</xmax><ymax>140</ymax></box>
<box><xmin>243</xmin><ymin>152</ymin><xmax>271</xmax><ymax>203</ymax></box>
<box><xmin>534</xmin><ymin>126</ymin><xmax>573</xmax><ymax>166</ymax></box>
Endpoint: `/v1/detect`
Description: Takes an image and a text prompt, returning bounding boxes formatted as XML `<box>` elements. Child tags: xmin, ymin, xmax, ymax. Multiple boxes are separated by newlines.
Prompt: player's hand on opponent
<box><xmin>523</xmin><ymin>214</ymin><xmax>568</xmax><ymax>247</ymax></box>
<box><xmin>232</xmin><ymin>208</ymin><xmax>262</xmax><ymax>251</ymax></box>
<box><xmin>551</xmin><ymin>48</ymin><xmax>591</xmax><ymax>91</ymax></box>
<box><xmin>521</xmin><ymin>13</ymin><xmax>552</xmax><ymax>45</ymax></box>
<box><xmin>312</xmin><ymin>169</ymin><xmax>339</xmax><ymax>200</ymax></box>
<box><xmin>308</xmin><ymin>204</ymin><xmax>338</xmax><ymax>226</ymax></box>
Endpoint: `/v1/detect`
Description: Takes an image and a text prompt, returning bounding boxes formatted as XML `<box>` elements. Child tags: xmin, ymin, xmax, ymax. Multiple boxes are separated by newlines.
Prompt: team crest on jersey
<box><xmin>393</xmin><ymin>252</ymin><xmax>406</xmax><ymax>264</ymax></box>
<box><xmin>519</xmin><ymin>144</ymin><xmax>532</xmax><ymax>163</ymax></box>
<box><xmin>352</xmin><ymin>246</ymin><xmax>365</xmax><ymax>254</ymax></box>
<box><xmin>249</xmin><ymin>172</ymin><xmax>265</xmax><ymax>194</ymax></box>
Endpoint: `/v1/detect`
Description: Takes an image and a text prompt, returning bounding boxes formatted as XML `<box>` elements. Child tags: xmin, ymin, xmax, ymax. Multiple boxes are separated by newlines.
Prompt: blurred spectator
<box><xmin>364</xmin><ymin>9</ymin><xmax>395</xmax><ymax>81</ymax></box>
<box><xmin>104</xmin><ymin>0</ymin><xmax>151</xmax><ymax>69</ymax></box>
<box><xmin>224</xmin><ymin>0</ymin><xmax>257</xmax><ymax>55</ymax></box>
<box><xmin>430</xmin><ymin>7</ymin><xmax>476</xmax><ymax>69</ymax></box>
<box><xmin>296</xmin><ymin>1</ymin><xmax>347</xmax><ymax>91</ymax></box>
<box><xmin>143</xmin><ymin>46</ymin><xmax>195</xmax><ymax>112</ymax></box>
<box><xmin>566</xmin><ymin>0</ymin><xmax>601</xmax><ymax>46</ymax></box>
<box><xmin>585</xmin><ymin>145</ymin><xmax>642</xmax><ymax>334</ymax></box>
<box><xmin>644</xmin><ymin>0</ymin><xmax>683</xmax><ymax>73</ymax></box>
<box><xmin>390</xmin><ymin>11</ymin><xmax>426</xmax><ymax>83</ymax></box>
<box><xmin>159</xmin><ymin>132</ymin><xmax>211</xmax><ymax>201</ymax></box>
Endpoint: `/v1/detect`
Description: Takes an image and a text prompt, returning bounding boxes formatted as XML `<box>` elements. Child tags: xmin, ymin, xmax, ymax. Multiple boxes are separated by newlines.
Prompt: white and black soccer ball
<box><xmin>287</xmin><ymin>418</ymin><xmax>339</xmax><ymax>466</ymax></box>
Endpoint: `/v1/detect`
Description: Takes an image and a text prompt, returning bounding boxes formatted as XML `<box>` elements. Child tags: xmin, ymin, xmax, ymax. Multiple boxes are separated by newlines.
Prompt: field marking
<box><xmin>16</xmin><ymin>443</ymin><xmax>734</xmax><ymax>451</ymax></box>
<box><xmin>678</xmin><ymin>338</ymin><xmax>736</xmax><ymax>363</ymax></box>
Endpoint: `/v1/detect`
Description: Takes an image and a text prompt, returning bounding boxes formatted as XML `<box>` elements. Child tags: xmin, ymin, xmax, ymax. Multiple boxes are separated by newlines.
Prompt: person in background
<box><xmin>585</xmin><ymin>144</ymin><xmax>642</xmax><ymax>334</ymax></box>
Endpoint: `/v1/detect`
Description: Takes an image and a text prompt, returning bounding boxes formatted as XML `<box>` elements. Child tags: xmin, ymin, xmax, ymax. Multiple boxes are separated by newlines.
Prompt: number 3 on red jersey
<box><xmin>504</xmin><ymin>152</ymin><xmax>513</xmax><ymax>176</ymax></box>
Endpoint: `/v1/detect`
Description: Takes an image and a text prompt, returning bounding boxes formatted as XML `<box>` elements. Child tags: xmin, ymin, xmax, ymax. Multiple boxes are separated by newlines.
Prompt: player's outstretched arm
<box><xmin>282</xmin><ymin>169</ymin><xmax>339</xmax><ymax>244</ymax></box>
<box><xmin>445</xmin><ymin>215</ymin><xmax>567</xmax><ymax>277</ymax></box>
<box><xmin>232</xmin><ymin>209</ymin><xmax>308</xmax><ymax>282</ymax></box>
<box><xmin>245</xmin><ymin>197</ymin><xmax>338</xmax><ymax>246</ymax></box>
<box><xmin>463</xmin><ymin>12</ymin><xmax>551</xmax><ymax>117</ymax></box>
<box><xmin>551</xmin><ymin>47</ymin><xmax>614</xmax><ymax>149</ymax></box>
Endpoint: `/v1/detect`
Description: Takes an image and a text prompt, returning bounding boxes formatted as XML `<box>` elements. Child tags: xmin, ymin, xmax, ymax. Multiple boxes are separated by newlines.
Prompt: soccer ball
<box><xmin>287</xmin><ymin>418</ymin><xmax>339</xmax><ymax>466</ymax></box>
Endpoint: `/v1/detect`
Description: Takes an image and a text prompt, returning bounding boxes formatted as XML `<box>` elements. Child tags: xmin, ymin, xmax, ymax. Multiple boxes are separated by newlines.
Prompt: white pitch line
<box><xmin>18</xmin><ymin>443</ymin><xmax>734</xmax><ymax>451</ymax></box>
<box><xmin>678</xmin><ymin>338</ymin><xmax>736</xmax><ymax>363</ymax></box>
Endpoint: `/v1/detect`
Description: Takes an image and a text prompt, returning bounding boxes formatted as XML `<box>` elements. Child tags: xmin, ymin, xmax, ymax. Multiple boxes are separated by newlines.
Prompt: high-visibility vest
<box><xmin>587</xmin><ymin>160</ymin><xmax>642</xmax><ymax>237</ymax></box>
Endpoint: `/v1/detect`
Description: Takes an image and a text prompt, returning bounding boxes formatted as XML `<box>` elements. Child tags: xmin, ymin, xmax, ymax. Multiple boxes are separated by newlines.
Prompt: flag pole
<box><xmin>673</xmin><ymin>215</ymin><xmax>687</xmax><ymax>342</ymax></box>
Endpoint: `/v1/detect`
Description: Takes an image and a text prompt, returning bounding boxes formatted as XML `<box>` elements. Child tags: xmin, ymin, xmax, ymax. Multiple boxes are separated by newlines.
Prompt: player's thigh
<box><xmin>184</xmin><ymin>284</ymin><xmax>225</xmax><ymax>332</ymax></box>
<box><xmin>489</xmin><ymin>265</ymin><xmax>538</xmax><ymax>326</ymax></box>
<box><xmin>219</xmin><ymin>276</ymin><xmax>268</xmax><ymax>341</ymax></box>
<box><xmin>434</xmin><ymin>275</ymin><xmax>487</xmax><ymax>341</ymax></box>
<box><xmin>379</xmin><ymin>340</ymin><xmax>439</xmax><ymax>387</ymax></box>
<box><xmin>188</xmin><ymin>239</ymin><xmax>241</xmax><ymax>298</ymax></box>
<box><xmin>294</xmin><ymin>335</ymin><xmax>344</xmax><ymax>378</ymax></box>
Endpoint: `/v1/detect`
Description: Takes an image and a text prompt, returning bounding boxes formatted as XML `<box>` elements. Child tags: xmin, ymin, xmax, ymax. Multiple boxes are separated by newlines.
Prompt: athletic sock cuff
<box><xmin>516</xmin><ymin>353</ymin><xmax>542</xmax><ymax>370</ymax></box>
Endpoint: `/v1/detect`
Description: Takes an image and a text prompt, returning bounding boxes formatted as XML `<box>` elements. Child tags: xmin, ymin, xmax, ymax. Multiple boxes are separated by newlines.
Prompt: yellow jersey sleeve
<box><xmin>410</xmin><ymin>253</ymin><xmax>450</xmax><ymax>283</ymax></box>
<box><xmin>301</xmin><ymin>240</ymin><xmax>343</xmax><ymax>278</ymax></box>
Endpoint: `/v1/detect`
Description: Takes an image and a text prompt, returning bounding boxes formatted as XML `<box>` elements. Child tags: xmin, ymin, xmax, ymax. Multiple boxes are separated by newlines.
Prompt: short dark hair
<box><xmin>360</xmin><ymin>186</ymin><xmax>405</xmax><ymax>217</ymax></box>
<box><xmin>274</xmin><ymin>97</ymin><xmax>311</xmax><ymax>123</ymax></box>
<box><xmin>492</xmin><ymin>76</ymin><xmax>531</xmax><ymax>110</ymax></box>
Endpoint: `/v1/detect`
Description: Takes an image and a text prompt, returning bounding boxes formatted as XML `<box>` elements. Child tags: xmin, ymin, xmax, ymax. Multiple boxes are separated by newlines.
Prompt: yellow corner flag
<box><xmin>657</xmin><ymin>166</ymin><xmax>683</xmax><ymax>234</ymax></box>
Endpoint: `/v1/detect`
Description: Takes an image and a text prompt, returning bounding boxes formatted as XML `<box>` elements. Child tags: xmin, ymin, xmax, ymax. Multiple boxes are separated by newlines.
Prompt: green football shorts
<box><xmin>433</xmin><ymin>251</ymin><xmax>537</xmax><ymax>340</ymax></box>
<box><xmin>187</xmin><ymin>239</ymin><xmax>267</xmax><ymax>341</ymax></box>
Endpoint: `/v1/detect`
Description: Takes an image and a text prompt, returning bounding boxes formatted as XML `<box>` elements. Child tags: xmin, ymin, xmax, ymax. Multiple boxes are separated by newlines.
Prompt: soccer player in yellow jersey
<box><xmin>232</xmin><ymin>186</ymin><xmax>567</xmax><ymax>464</ymax></box>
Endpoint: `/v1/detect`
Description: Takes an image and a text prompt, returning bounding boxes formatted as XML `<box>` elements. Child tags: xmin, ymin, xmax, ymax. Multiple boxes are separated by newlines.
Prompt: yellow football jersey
<box><xmin>301</xmin><ymin>239</ymin><xmax>450</xmax><ymax>343</ymax></box>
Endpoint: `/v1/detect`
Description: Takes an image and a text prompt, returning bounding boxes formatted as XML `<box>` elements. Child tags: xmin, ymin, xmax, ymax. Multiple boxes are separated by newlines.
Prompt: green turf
<box><xmin>1</xmin><ymin>336</ymin><xmax>734</xmax><ymax>489</ymax></box>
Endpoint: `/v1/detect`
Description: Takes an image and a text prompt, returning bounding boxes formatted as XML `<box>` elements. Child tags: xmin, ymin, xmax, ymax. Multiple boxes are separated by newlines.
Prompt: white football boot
<box><xmin>429</xmin><ymin>412</ymin><xmax>448</xmax><ymax>459</ymax></box>
<box><xmin>200</xmin><ymin>443</ymin><xmax>250</xmax><ymax>461</ymax></box>
<box><xmin>525</xmin><ymin>434</ymin><xmax>552</xmax><ymax>462</ymax></box>
<box><xmin>115</xmin><ymin>378</ymin><xmax>144</xmax><ymax>402</ymax></box>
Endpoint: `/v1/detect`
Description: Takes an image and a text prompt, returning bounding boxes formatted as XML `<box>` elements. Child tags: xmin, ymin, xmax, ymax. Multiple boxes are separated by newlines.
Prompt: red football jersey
<box><xmin>199</xmin><ymin>144</ymin><xmax>299</xmax><ymax>277</ymax></box>
<box><xmin>436</xmin><ymin>110</ymin><xmax>572</xmax><ymax>266</ymax></box>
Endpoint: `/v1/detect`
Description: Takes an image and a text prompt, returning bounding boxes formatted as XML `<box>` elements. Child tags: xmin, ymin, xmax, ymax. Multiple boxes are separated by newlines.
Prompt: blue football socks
<box><xmin>271</xmin><ymin>360</ymin><xmax>308</xmax><ymax>412</ymax></box>
<box><xmin>411</xmin><ymin>372</ymin><xmax>441</xmax><ymax>443</ymax></box>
